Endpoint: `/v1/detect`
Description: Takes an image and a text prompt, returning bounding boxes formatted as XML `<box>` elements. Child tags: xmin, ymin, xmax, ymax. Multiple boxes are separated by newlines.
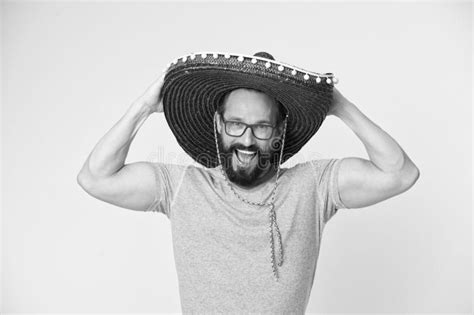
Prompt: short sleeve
<box><xmin>145</xmin><ymin>162</ymin><xmax>187</xmax><ymax>219</ymax></box>
<box><xmin>309</xmin><ymin>158</ymin><xmax>349</xmax><ymax>225</ymax></box>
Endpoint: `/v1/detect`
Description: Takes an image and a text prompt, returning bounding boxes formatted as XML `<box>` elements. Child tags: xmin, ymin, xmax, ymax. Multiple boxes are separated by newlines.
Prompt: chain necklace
<box><xmin>213</xmin><ymin>113</ymin><xmax>289</xmax><ymax>281</ymax></box>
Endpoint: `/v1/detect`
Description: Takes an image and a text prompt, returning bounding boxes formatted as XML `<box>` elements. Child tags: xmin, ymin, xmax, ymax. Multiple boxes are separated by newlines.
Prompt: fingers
<box><xmin>156</xmin><ymin>100</ymin><xmax>164</xmax><ymax>113</ymax></box>
<box><xmin>140</xmin><ymin>67</ymin><xmax>168</xmax><ymax>113</ymax></box>
<box><xmin>146</xmin><ymin>74</ymin><xmax>165</xmax><ymax>94</ymax></box>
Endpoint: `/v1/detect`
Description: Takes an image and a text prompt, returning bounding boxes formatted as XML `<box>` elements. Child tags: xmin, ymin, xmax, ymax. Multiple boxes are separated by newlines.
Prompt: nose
<box><xmin>240</xmin><ymin>126</ymin><xmax>257</xmax><ymax>147</ymax></box>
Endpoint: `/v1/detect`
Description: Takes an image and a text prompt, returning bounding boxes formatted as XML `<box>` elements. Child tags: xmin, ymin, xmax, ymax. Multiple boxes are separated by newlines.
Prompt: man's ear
<box><xmin>276</xmin><ymin>114</ymin><xmax>289</xmax><ymax>137</ymax></box>
<box><xmin>275</xmin><ymin>123</ymin><xmax>284</xmax><ymax>138</ymax></box>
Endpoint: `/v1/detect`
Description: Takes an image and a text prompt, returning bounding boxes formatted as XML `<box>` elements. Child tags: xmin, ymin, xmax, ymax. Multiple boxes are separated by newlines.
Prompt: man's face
<box><xmin>215</xmin><ymin>89</ymin><xmax>284</xmax><ymax>188</ymax></box>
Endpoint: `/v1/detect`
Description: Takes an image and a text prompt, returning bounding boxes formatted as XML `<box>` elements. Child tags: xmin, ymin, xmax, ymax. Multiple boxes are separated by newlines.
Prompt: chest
<box><xmin>169</xmin><ymin>180</ymin><xmax>324</xmax><ymax>285</ymax></box>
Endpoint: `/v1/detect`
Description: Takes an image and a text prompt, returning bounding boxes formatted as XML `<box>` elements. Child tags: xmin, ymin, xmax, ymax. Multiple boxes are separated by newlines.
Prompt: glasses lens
<box><xmin>226</xmin><ymin>121</ymin><xmax>246</xmax><ymax>136</ymax></box>
<box><xmin>253</xmin><ymin>125</ymin><xmax>273</xmax><ymax>139</ymax></box>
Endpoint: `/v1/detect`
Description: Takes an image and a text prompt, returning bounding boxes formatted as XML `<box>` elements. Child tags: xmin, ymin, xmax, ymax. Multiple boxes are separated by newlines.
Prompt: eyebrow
<box><xmin>226</xmin><ymin>116</ymin><xmax>272</xmax><ymax>124</ymax></box>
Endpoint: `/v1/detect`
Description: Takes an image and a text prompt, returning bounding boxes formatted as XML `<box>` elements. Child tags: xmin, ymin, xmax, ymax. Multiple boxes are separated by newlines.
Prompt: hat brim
<box><xmin>160</xmin><ymin>53</ymin><xmax>335</xmax><ymax>168</ymax></box>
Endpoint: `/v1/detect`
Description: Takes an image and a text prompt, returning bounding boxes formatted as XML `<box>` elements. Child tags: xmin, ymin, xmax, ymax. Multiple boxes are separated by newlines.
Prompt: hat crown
<box><xmin>253</xmin><ymin>51</ymin><xmax>275</xmax><ymax>60</ymax></box>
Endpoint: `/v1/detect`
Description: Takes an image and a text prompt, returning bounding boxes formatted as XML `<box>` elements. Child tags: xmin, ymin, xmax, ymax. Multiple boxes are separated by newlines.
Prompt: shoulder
<box><xmin>149</xmin><ymin>162</ymin><xmax>189</xmax><ymax>173</ymax></box>
<box><xmin>285</xmin><ymin>158</ymin><xmax>342</xmax><ymax>179</ymax></box>
<box><xmin>148</xmin><ymin>162</ymin><xmax>190</xmax><ymax>183</ymax></box>
<box><xmin>174</xmin><ymin>163</ymin><xmax>225</xmax><ymax>181</ymax></box>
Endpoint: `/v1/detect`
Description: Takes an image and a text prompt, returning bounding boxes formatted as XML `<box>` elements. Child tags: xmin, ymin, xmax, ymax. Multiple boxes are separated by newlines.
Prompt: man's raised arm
<box><xmin>76</xmin><ymin>75</ymin><xmax>165</xmax><ymax>211</ymax></box>
<box><xmin>326</xmin><ymin>87</ymin><xmax>420</xmax><ymax>209</ymax></box>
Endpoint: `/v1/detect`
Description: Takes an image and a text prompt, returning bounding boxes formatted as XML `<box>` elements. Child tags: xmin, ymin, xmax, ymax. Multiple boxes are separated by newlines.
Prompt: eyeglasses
<box><xmin>220</xmin><ymin>116</ymin><xmax>276</xmax><ymax>140</ymax></box>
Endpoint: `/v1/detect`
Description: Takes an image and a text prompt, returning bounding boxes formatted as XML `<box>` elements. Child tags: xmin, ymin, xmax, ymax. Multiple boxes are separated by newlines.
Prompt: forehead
<box><xmin>222</xmin><ymin>89</ymin><xmax>278</xmax><ymax>123</ymax></box>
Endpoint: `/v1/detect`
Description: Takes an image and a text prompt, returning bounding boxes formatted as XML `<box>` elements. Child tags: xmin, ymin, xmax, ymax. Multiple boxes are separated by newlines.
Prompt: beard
<box><xmin>216</xmin><ymin>135</ymin><xmax>282</xmax><ymax>187</ymax></box>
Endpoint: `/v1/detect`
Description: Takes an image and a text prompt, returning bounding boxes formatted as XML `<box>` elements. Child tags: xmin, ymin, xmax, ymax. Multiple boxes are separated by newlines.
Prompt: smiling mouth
<box><xmin>234</xmin><ymin>149</ymin><xmax>257</xmax><ymax>164</ymax></box>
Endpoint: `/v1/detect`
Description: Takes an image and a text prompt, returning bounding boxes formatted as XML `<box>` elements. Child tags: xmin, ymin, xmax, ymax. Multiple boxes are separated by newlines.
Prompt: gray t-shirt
<box><xmin>146</xmin><ymin>158</ymin><xmax>348</xmax><ymax>314</ymax></box>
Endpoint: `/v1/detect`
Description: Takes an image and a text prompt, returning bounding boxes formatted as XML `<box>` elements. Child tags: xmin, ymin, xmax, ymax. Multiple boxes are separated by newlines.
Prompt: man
<box><xmin>77</xmin><ymin>51</ymin><xmax>420</xmax><ymax>314</ymax></box>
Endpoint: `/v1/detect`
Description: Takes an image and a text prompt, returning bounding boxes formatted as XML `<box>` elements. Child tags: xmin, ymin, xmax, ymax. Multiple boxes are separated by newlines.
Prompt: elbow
<box><xmin>408</xmin><ymin>162</ymin><xmax>420</xmax><ymax>184</ymax></box>
<box><xmin>77</xmin><ymin>172</ymin><xmax>103</xmax><ymax>200</ymax></box>
<box><xmin>413</xmin><ymin>166</ymin><xmax>420</xmax><ymax>183</ymax></box>
<box><xmin>77</xmin><ymin>172</ymin><xmax>87</xmax><ymax>189</ymax></box>
<box><xmin>400</xmin><ymin>164</ymin><xmax>420</xmax><ymax>190</ymax></box>
<box><xmin>77</xmin><ymin>160</ymin><xmax>99</xmax><ymax>191</ymax></box>
<box><xmin>77</xmin><ymin>170</ymin><xmax>94</xmax><ymax>191</ymax></box>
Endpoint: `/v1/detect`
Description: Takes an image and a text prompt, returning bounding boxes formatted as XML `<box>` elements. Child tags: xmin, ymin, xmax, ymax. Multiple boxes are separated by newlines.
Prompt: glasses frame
<box><xmin>220</xmin><ymin>115</ymin><xmax>277</xmax><ymax>140</ymax></box>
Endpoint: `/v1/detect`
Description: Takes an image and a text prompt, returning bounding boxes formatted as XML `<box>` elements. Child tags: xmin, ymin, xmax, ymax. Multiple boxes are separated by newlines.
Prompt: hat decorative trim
<box><xmin>161</xmin><ymin>52</ymin><xmax>339</xmax><ymax>85</ymax></box>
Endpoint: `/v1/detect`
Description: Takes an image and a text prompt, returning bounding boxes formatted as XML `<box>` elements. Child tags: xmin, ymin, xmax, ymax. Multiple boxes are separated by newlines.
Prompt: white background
<box><xmin>2</xmin><ymin>0</ymin><xmax>472</xmax><ymax>313</ymax></box>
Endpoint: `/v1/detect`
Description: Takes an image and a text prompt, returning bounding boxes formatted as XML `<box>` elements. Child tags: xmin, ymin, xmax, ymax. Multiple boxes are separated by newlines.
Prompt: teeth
<box><xmin>235</xmin><ymin>149</ymin><xmax>257</xmax><ymax>164</ymax></box>
<box><xmin>237</xmin><ymin>149</ymin><xmax>257</xmax><ymax>155</ymax></box>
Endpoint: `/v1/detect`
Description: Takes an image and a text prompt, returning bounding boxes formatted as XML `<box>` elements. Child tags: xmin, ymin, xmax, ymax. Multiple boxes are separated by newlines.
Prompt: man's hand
<box><xmin>327</xmin><ymin>86</ymin><xmax>352</xmax><ymax>117</ymax></box>
<box><xmin>135</xmin><ymin>73</ymin><xmax>166</xmax><ymax>114</ymax></box>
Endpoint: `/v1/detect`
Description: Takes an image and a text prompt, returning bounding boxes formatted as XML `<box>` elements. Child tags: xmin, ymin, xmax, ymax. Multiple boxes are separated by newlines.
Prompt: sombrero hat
<box><xmin>159</xmin><ymin>51</ymin><xmax>338</xmax><ymax>168</ymax></box>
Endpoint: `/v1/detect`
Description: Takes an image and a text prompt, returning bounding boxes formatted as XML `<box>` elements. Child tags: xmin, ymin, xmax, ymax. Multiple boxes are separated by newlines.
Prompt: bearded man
<box><xmin>77</xmin><ymin>51</ymin><xmax>420</xmax><ymax>314</ymax></box>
